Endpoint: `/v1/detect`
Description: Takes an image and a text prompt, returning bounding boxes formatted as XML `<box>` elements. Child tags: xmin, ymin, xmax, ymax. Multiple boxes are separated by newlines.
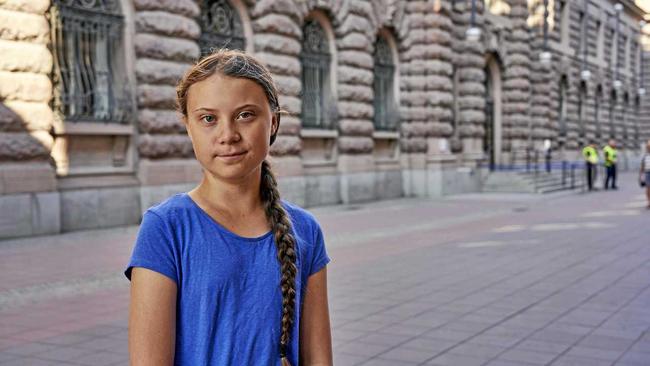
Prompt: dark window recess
<box><xmin>373</xmin><ymin>36</ymin><xmax>398</xmax><ymax>131</ymax></box>
<box><xmin>199</xmin><ymin>0</ymin><xmax>245</xmax><ymax>56</ymax></box>
<box><xmin>300</xmin><ymin>20</ymin><xmax>331</xmax><ymax>129</ymax></box>
<box><xmin>50</xmin><ymin>0</ymin><xmax>131</xmax><ymax>123</ymax></box>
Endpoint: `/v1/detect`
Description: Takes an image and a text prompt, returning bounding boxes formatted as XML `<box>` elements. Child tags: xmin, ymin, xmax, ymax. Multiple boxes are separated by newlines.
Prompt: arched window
<box><xmin>558</xmin><ymin>76</ymin><xmax>568</xmax><ymax>137</ymax></box>
<box><xmin>578</xmin><ymin>82</ymin><xmax>587</xmax><ymax>139</ymax></box>
<box><xmin>373</xmin><ymin>35</ymin><xmax>397</xmax><ymax>131</ymax></box>
<box><xmin>594</xmin><ymin>85</ymin><xmax>602</xmax><ymax>138</ymax></box>
<box><xmin>50</xmin><ymin>0</ymin><xmax>130</xmax><ymax>123</ymax></box>
<box><xmin>199</xmin><ymin>0</ymin><xmax>246</xmax><ymax>55</ymax></box>
<box><xmin>300</xmin><ymin>19</ymin><xmax>331</xmax><ymax>129</ymax></box>
<box><xmin>609</xmin><ymin>90</ymin><xmax>617</xmax><ymax>138</ymax></box>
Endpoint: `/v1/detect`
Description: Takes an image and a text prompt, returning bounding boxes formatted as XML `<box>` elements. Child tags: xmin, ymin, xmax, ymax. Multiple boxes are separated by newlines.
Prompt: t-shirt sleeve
<box><xmin>124</xmin><ymin>211</ymin><xmax>178</xmax><ymax>284</ymax></box>
<box><xmin>308</xmin><ymin>224</ymin><xmax>330</xmax><ymax>276</ymax></box>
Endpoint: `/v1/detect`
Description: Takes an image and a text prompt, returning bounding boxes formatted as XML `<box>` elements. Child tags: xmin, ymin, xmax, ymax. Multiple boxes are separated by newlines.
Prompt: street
<box><xmin>0</xmin><ymin>172</ymin><xmax>649</xmax><ymax>366</ymax></box>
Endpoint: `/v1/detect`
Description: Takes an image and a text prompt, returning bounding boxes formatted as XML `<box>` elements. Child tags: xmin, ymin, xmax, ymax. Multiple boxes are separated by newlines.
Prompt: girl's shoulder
<box><xmin>281</xmin><ymin>200</ymin><xmax>323</xmax><ymax>238</ymax></box>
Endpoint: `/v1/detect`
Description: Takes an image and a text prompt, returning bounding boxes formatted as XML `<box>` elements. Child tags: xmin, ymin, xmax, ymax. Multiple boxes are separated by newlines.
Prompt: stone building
<box><xmin>0</xmin><ymin>0</ymin><xmax>648</xmax><ymax>238</ymax></box>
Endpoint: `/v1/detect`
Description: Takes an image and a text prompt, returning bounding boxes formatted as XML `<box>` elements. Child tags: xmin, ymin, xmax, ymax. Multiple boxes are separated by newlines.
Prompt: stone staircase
<box><xmin>482</xmin><ymin>169</ymin><xmax>584</xmax><ymax>194</ymax></box>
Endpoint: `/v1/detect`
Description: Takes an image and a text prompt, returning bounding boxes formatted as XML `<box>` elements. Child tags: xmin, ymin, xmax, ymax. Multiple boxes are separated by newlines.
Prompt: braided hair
<box><xmin>176</xmin><ymin>49</ymin><xmax>297</xmax><ymax>365</ymax></box>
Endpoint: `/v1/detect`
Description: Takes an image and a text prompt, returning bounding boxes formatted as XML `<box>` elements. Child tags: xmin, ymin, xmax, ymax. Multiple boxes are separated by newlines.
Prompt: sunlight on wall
<box><xmin>486</xmin><ymin>0</ymin><xmax>511</xmax><ymax>15</ymax></box>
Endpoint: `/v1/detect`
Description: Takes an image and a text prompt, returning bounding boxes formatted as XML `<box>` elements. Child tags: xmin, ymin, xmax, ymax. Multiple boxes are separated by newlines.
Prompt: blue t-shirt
<box><xmin>125</xmin><ymin>193</ymin><xmax>330</xmax><ymax>365</ymax></box>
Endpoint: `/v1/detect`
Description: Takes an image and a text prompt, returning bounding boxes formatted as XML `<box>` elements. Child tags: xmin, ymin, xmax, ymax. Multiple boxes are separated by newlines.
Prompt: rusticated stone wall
<box><xmin>451</xmin><ymin>0</ymin><xmax>486</xmax><ymax>148</ymax></box>
<box><xmin>400</xmin><ymin>1</ymin><xmax>454</xmax><ymax>154</ymax></box>
<box><xmin>0</xmin><ymin>0</ymin><xmax>53</xmax><ymax>163</ymax></box>
<box><xmin>133</xmin><ymin>0</ymin><xmax>199</xmax><ymax>159</ymax></box>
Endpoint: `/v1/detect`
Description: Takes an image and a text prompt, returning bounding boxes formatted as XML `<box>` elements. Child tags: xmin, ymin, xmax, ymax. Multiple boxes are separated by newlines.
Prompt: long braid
<box><xmin>260</xmin><ymin>160</ymin><xmax>297</xmax><ymax>366</ymax></box>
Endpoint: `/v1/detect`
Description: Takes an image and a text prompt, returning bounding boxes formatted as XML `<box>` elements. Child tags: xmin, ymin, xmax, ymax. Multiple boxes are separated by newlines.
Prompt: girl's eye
<box><xmin>201</xmin><ymin>115</ymin><xmax>216</xmax><ymax>125</ymax></box>
<box><xmin>237</xmin><ymin>111</ymin><xmax>254</xmax><ymax>120</ymax></box>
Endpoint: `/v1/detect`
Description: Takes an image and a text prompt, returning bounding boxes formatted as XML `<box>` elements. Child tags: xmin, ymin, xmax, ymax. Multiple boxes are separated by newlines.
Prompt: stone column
<box><xmin>503</xmin><ymin>0</ymin><xmax>532</xmax><ymax>163</ymax></box>
<box><xmin>133</xmin><ymin>0</ymin><xmax>203</xmax><ymax>209</ymax></box>
<box><xmin>250</xmin><ymin>0</ymin><xmax>312</xmax><ymax>206</ymax></box>
<box><xmin>400</xmin><ymin>1</ymin><xmax>454</xmax><ymax>197</ymax></box>
<box><xmin>333</xmin><ymin>0</ymin><xmax>376</xmax><ymax>204</ymax></box>
<box><xmin>0</xmin><ymin>0</ymin><xmax>59</xmax><ymax>238</ymax></box>
<box><xmin>451</xmin><ymin>0</ymin><xmax>486</xmax><ymax>160</ymax></box>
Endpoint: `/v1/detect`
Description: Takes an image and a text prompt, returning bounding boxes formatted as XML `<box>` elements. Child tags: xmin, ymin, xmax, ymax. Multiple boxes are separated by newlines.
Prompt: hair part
<box><xmin>176</xmin><ymin>49</ymin><xmax>296</xmax><ymax>364</ymax></box>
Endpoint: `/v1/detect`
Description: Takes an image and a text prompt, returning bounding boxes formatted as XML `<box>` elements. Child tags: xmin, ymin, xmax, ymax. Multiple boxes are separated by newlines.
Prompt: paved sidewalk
<box><xmin>0</xmin><ymin>173</ymin><xmax>649</xmax><ymax>365</ymax></box>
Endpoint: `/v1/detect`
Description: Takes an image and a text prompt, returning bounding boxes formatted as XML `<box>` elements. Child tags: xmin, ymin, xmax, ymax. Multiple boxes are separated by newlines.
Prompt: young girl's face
<box><xmin>184</xmin><ymin>73</ymin><xmax>277</xmax><ymax>183</ymax></box>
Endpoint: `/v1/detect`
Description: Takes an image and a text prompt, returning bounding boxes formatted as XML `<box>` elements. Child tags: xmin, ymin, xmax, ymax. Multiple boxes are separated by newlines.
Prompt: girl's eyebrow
<box><xmin>192</xmin><ymin>103</ymin><xmax>261</xmax><ymax>113</ymax></box>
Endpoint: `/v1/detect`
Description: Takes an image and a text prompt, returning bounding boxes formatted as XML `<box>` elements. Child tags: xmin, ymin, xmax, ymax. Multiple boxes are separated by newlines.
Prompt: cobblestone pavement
<box><xmin>0</xmin><ymin>173</ymin><xmax>649</xmax><ymax>365</ymax></box>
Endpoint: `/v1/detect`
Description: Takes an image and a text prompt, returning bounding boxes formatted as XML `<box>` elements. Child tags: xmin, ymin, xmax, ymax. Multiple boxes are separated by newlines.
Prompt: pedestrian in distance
<box><xmin>582</xmin><ymin>141</ymin><xmax>599</xmax><ymax>191</ymax></box>
<box><xmin>640</xmin><ymin>140</ymin><xmax>650</xmax><ymax>209</ymax></box>
<box><xmin>603</xmin><ymin>139</ymin><xmax>618</xmax><ymax>190</ymax></box>
<box><xmin>125</xmin><ymin>49</ymin><xmax>332</xmax><ymax>366</ymax></box>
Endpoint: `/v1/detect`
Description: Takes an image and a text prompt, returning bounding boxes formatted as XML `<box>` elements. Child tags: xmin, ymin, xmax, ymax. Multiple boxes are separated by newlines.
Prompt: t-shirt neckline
<box><xmin>181</xmin><ymin>192</ymin><xmax>274</xmax><ymax>243</ymax></box>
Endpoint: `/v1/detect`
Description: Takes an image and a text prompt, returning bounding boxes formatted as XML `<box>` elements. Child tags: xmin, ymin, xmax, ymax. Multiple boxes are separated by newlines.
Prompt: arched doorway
<box><xmin>484</xmin><ymin>54</ymin><xmax>503</xmax><ymax>169</ymax></box>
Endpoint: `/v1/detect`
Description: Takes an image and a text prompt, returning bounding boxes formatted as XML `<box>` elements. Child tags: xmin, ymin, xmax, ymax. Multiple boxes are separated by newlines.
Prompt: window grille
<box><xmin>199</xmin><ymin>0</ymin><xmax>245</xmax><ymax>55</ymax></box>
<box><xmin>594</xmin><ymin>86</ymin><xmax>602</xmax><ymax>137</ymax></box>
<box><xmin>300</xmin><ymin>20</ymin><xmax>331</xmax><ymax>129</ymax></box>
<box><xmin>609</xmin><ymin>90</ymin><xmax>617</xmax><ymax>137</ymax></box>
<box><xmin>50</xmin><ymin>0</ymin><xmax>130</xmax><ymax>123</ymax></box>
<box><xmin>373</xmin><ymin>36</ymin><xmax>397</xmax><ymax>131</ymax></box>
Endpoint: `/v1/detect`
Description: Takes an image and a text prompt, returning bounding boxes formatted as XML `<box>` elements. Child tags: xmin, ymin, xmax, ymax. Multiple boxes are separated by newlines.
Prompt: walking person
<box><xmin>603</xmin><ymin>139</ymin><xmax>618</xmax><ymax>190</ymax></box>
<box><xmin>126</xmin><ymin>50</ymin><xmax>332</xmax><ymax>366</ymax></box>
<box><xmin>640</xmin><ymin>140</ymin><xmax>650</xmax><ymax>209</ymax></box>
<box><xmin>582</xmin><ymin>142</ymin><xmax>599</xmax><ymax>191</ymax></box>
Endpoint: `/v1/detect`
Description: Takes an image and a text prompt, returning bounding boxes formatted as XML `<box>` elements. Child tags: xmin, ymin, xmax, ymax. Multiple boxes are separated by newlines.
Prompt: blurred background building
<box><xmin>0</xmin><ymin>0</ymin><xmax>648</xmax><ymax>238</ymax></box>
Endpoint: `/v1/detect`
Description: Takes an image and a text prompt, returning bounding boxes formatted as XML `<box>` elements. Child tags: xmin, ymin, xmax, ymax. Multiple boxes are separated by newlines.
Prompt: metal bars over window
<box><xmin>373</xmin><ymin>36</ymin><xmax>398</xmax><ymax>131</ymax></box>
<box><xmin>199</xmin><ymin>0</ymin><xmax>245</xmax><ymax>56</ymax></box>
<box><xmin>300</xmin><ymin>20</ymin><xmax>331</xmax><ymax>129</ymax></box>
<box><xmin>50</xmin><ymin>0</ymin><xmax>130</xmax><ymax>123</ymax></box>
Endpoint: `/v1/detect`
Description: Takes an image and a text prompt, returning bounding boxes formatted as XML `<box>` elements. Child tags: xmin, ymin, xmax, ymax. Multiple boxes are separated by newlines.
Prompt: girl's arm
<box><xmin>299</xmin><ymin>267</ymin><xmax>333</xmax><ymax>366</ymax></box>
<box><xmin>129</xmin><ymin>267</ymin><xmax>177</xmax><ymax>366</ymax></box>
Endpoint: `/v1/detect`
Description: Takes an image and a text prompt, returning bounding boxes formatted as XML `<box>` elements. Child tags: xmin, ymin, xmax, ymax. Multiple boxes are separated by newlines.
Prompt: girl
<box><xmin>125</xmin><ymin>50</ymin><xmax>332</xmax><ymax>366</ymax></box>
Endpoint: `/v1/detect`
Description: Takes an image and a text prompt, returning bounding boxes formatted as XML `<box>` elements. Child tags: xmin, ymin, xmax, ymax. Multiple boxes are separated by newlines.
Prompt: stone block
<box><xmin>134</xmin><ymin>33</ymin><xmax>199</xmax><ymax>62</ymax></box>
<box><xmin>0</xmin><ymin>9</ymin><xmax>48</xmax><ymax>43</ymax></box>
<box><xmin>337</xmin><ymin>101</ymin><xmax>373</xmax><ymax>119</ymax></box>
<box><xmin>270</xmin><ymin>135</ymin><xmax>301</xmax><ymax>156</ymax></box>
<box><xmin>0</xmin><ymin>193</ymin><xmax>31</xmax><ymax>237</ymax></box>
<box><xmin>339</xmin><ymin>171</ymin><xmax>376</xmax><ymax>204</ymax></box>
<box><xmin>256</xmin><ymin>52</ymin><xmax>301</xmax><ymax>77</ymax></box>
<box><xmin>339</xmin><ymin>119</ymin><xmax>374</xmax><ymax>136</ymax></box>
<box><xmin>137</xmin><ymin>84</ymin><xmax>176</xmax><ymax>109</ymax></box>
<box><xmin>137</xmin><ymin>133</ymin><xmax>194</xmax><ymax>159</ymax></box>
<box><xmin>337</xmin><ymin>33</ymin><xmax>370</xmax><ymax>51</ymax></box>
<box><xmin>133</xmin><ymin>0</ymin><xmax>199</xmax><ymax>18</ymax></box>
<box><xmin>0</xmin><ymin>71</ymin><xmax>51</xmax><ymax>102</ymax></box>
<box><xmin>61</xmin><ymin>186</ymin><xmax>140</xmax><ymax>231</ymax></box>
<box><xmin>375</xmin><ymin>169</ymin><xmax>403</xmax><ymax>200</ymax></box>
<box><xmin>138</xmin><ymin>109</ymin><xmax>185</xmax><ymax>134</ymax></box>
<box><xmin>0</xmin><ymin>132</ymin><xmax>50</xmax><ymax>161</ymax></box>
<box><xmin>0</xmin><ymin>0</ymin><xmax>49</xmax><ymax>14</ymax></box>
<box><xmin>279</xmin><ymin>95</ymin><xmax>301</xmax><ymax>115</ymax></box>
<box><xmin>277</xmin><ymin>175</ymin><xmax>306</xmax><ymax>207</ymax></box>
<box><xmin>251</xmin><ymin>0</ymin><xmax>300</xmax><ymax>19</ymax></box>
<box><xmin>253</xmin><ymin>33</ymin><xmax>301</xmax><ymax>56</ymax></box>
<box><xmin>277</xmin><ymin>115</ymin><xmax>300</xmax><ymax>135</ymax></box>
<box><xmin>337</xmin><ymin>14</ymin><xmax>371</xmax><ymax>37</ymax></box>
<box><xmin>137</xmin><ymin>158</ymin><xmax>202</xmax><ymax>186</ymax></box>
<box><xmin>338</xmin><ymin>84</ymin><xmax>373</xmax><ymax>103</ymax></box>
<box><xmin>338</xmin><ymin>66</ymin><xmax>373</xmax><ymax>85</ymax></box>
<box><xmin>252</xmin><ymin>14</ymin><xmax>300</xmax><ymax>38</ymax></box>
<box><xmin>338</xmin><ymin>136</ymin><xmax>373</xmax><ymax>154</ymax></box>
<box><xmin>0</xmin><ymin>162</ymin><xmax>55</xmax><ymax>193</ymax></box>
<box><xmin>0</xmin><ymin>39</ymin><xmax>51</xmax><ymax>73</ymax></box>
<box><xmin>3</xmin><ymin>100</ymin><xmax>52</xmax><ymax>132</ymax></box>
<box><xmin>0</xmin><ymin>102</ymin><xmax>23</xmax><ymax>131</ymax></box>
<box><xmin>273</xmin><ymin>74</ymin><xmax>301</xmax><ymax>97</ymax></box>
<box><xmin>338</xmin><ymin>50</ymin><xmax>373</xmax><ymax>69</ymax></box>
<box><xmin>135</xmin><ymin>11</ymin><xmax>200</xmax><ymax>40</ymax></box>
<box><xmin>31</xmin><ymin>191</ymin><xmax>61</xmax><ymax>235</ymax></box>
<box><xmin>135</xmin><ymin>58</ymin><xmax>190</xmax><ymax>85</ymax></box>
<box><xmin>304</xmin><ymin>174</ymin><xmax>340</xmax><ymax>207</ymax></box>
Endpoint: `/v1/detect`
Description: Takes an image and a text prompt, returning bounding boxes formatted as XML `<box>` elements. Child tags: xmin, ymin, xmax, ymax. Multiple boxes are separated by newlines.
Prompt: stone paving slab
<box><xmin>0</xmin><ymin>173</ymin><xmax>649</xmax><ymax>365</ymax></box>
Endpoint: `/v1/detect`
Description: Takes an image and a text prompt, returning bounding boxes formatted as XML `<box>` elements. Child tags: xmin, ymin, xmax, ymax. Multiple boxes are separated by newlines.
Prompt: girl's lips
<box><xmin>215</xmin><ymin>151</ymin><xmax>247</xmax><ymax>163</ymax></box>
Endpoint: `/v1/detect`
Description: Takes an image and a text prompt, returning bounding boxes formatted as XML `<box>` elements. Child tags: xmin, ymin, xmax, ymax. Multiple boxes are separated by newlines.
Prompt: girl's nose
<box><xmin>217</xmin><ymin>121</ymin><xmax>241</xmax><ymax>144</ymax></box>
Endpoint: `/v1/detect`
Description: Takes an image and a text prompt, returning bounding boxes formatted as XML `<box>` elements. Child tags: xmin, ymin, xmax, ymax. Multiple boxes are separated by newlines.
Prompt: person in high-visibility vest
<box><xmin>582</xmin><ymin>142</ymin><xmax>599</xmax><ymax>191</ymax></box>
<box><xmin>603</xmin><ymin>139</ymin><xmax>618</xmax><ymax>190</ymax></box>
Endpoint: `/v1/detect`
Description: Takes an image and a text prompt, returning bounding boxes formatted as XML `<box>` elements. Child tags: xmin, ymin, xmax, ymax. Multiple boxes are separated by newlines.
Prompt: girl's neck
<box><xmin>192</xmin><ymin>169</ymin><xmax>264</xmax><ymax>217</ymax></box>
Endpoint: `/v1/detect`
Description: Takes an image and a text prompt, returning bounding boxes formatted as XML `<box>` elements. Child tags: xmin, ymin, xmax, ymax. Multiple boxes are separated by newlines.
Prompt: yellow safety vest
<box><xmin>603</xmin><ymin>145</ymin><xmax>617</xmax><ymax>167</ymax></box>
<box><xmin>582</xmin><ymin>146</ymin><xmax>598</xmax><ymax>164</ymax></box>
